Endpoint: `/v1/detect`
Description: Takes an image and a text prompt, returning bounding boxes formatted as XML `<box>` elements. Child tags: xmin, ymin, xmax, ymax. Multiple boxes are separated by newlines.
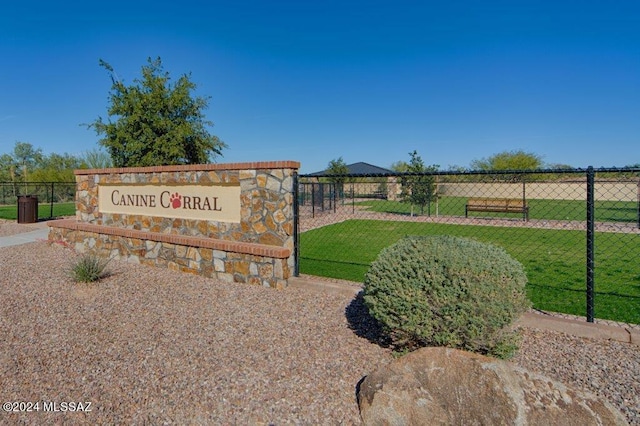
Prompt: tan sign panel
<box><xmin>98</xmin><ymin>184</ymin><xmax>241</xmax><ymax>222</ymax></box>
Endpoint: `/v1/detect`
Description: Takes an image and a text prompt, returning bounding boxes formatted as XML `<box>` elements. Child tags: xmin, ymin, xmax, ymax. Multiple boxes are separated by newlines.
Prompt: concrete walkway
<box><xmin>0</xmin><ymin>227</ymin><xmax>50</xmax><ymax>248</ymax></box>
<box><xmin>289</xmin><ymin>275</ymin><xmax>640</xmax><ymax>346</ymax></box>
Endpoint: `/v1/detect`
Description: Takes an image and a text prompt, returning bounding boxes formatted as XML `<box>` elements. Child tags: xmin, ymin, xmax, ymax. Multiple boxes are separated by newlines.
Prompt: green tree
<box><xmin>325</xmin><ymin>157</ymin><xmax>349</xmax><ymax>196</ymax></box>
<box><xmin>0</xmin><ymin>153</ymin><xmax>14</xmax><ymax>182</ymax></box>
<box><xmin>470</xmin><ymin>150</ymin><xmax>543</xmax><ymax>171</ymax></box>
<box><xmin>30</xmin><ymin>153</ymin><xmax>82</xmax><ymax>182</ymax></box>
<box><xmin>390</xmin><ymin>160</ymin><xmax>409</xmax><ymax>173</ymax></box>
<box><xmin>471</xmin><ymin>150</ymin><xmax>544</xmax><ymax>183</ymax></box>
<box><xmin>6</xmin><ymin>142</ymin><xmax>44</xmax><ymax>195</ymax></box>
<box><xmin>0</xmin><ymin>142</ymin><xmax>44</xmax><ymax>195</ymax></box>
<box><xmin>399</xmin><ymin>150</ymin><xmax>439</xmax><ymax>215</ymax></box>
<box><xmin>326</xmin><ymin>157</ymin><xmax>349</xmax><ymax>176</ymax></box>
<box><xmin>13</xmin><ymin>141</ymin><xmax>43</xmax><ymax>181</ymax></box>
<box><xmin>79</xmin><ymin>148</ymin><xmax>113</xmax><ymax>169</ymax></box>
<box><xmin>88</xmin><ymin>57</ymin><xmax>227</xmax><ymax>167</ymax></box>
<box><xmin>320</xmin><ymin>157</ymin><xmax>350</xmax><ymax>200</ymax></box>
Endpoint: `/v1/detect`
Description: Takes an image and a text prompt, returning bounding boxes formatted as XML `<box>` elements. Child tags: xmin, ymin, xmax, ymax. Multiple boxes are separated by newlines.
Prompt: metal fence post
<box><xmin>311</xmin><ymin>182</ymin><xmax>316</xmax><ymax>218</ymax></box>
<box><xmin>50</xmin><ymin>182</ymin><xmax>55</xmax><ymax>218</ymax></box>
<box><xmin>351</xmin><ymin>182</ymin><xmax>355</xmax><ymax>214</ymax></box>
<box><xmin>586</xmin><ymin>166</ymin><xmax>595</xmax><ymax>323</ymax></box>
<box><xmin>333</xmin><ymin>182</ymin><xmax>337</xmax><ymax>213</ymax></box>
<box><xmin>522</xmin><ymin>176</ymin><xmax>527</xmax><ymax>222</ymax></box>
<box><xmin>293</xmin><ymin>172</ymin><xmax>300</xmax><ymax>277</ymax></box>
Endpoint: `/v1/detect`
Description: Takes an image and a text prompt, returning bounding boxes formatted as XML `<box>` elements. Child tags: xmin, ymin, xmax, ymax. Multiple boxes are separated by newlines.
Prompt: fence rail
<box><xmin>294</xmin><ymin>167</ymin><xmax>640</xmax><ymax>328</ymax></box>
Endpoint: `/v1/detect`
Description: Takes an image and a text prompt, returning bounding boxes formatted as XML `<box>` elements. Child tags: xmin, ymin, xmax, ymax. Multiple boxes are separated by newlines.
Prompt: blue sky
<box><xmin>1</xmin><ymin>1</ymin><xmax>638</xmax><ymax>174</ymax></box>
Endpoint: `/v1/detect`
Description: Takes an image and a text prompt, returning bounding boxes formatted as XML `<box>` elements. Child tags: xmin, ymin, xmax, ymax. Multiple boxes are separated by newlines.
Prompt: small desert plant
<box><xmin>69</xmin><ymin>253</ymin><xmax>110</xmax><ymax>283</ymax></box>
<box><xmin>363</xmin><ymin>235</ymin><xmax>531</xmax><ymax>359</ymax></box>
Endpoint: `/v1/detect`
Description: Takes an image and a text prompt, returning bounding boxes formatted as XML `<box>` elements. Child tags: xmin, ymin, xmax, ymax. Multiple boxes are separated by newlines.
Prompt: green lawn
<box><xmin>0</xmin><ymin>202</ymin><xmax>75</xmax><ymax>220</ymax></box>
<box><xmin>354</xmin><ymin>197</ymin><xmax>639</xmax><ymax>223</ymax></box>
<box><xmin>299</xmin><ymin>219</ymin><xmax>640</xmax><ymax>324</ymax></box>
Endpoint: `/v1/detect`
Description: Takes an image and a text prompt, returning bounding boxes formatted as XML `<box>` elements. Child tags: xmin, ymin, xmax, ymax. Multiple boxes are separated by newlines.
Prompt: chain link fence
<box><xmin>295</xmin><ymin>167</ymin><xmax>640</xmax><ymax>328</ymax></box>
<box><xmin>0</xmin><ymin>181</ymin><xmax>76</xmax><ymax>220</ymax></box>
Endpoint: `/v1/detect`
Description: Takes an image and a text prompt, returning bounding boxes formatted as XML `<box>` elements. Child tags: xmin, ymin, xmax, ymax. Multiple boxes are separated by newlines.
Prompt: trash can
<box><xmin>17</xmin><ymin>195</ymin><xmax>38</xmax><ymax>223</ymax></box>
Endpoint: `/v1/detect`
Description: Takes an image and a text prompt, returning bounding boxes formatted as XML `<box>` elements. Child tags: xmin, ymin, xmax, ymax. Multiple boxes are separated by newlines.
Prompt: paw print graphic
<box><xmin>170</xmin><ymin>192</ymin><xmax>182</xmax><ymax>209</ymax></box>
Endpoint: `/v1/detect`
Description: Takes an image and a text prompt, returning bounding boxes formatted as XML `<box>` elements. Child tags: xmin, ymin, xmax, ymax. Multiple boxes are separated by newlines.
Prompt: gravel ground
<box><xmin>513</xmin><ymin>329</ymin><xmax>639</xmax><ymax>425</ymax></box>
<box><xmin>0</xmin><ymin>222</ymin><xmax>638</xmax><ymax>424</ymax></box>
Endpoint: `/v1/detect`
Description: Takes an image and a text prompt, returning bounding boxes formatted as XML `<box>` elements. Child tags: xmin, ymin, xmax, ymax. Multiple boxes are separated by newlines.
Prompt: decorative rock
<box><xmin>266</xmin><ymin>176</ymin><xmax>281</xmax><ymax>192</ymax></box>
<box><xmin>357</xmin><ymin>347</ymin><xmax>628</xmax><ymax>426</ymax></box>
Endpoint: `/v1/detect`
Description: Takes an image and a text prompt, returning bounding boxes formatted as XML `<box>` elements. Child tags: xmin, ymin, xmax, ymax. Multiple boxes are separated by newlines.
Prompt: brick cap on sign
<box><xmin>48</xmin><ymin>219</ymin><xmax>291</xmax><ymax>259</ymax></box>
<box><xmin>74</xmin><ymin>161</ymin><xmax>301</xmax><ymax>175</ymax></box>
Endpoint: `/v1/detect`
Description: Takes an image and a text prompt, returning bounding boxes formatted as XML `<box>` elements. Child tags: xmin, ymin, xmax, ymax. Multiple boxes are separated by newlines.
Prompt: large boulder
<box><xmin>357</xmin><ymin>347</ymin><xmax>628</xmax><ymax>426</ymax></box>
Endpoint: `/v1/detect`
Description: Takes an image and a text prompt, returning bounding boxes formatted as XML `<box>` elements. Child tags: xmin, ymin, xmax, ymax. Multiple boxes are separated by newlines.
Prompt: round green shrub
<box><xmin>363</xmin><ymin>235</ymin><xmax>530</xmax><ymax>358</ymax></box>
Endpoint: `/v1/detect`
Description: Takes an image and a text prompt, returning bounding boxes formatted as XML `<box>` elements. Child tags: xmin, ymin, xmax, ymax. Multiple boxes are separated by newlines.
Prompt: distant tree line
<box><xmin>0</xmin><ymin>141</ymin><xmax>112</xmax><ymax>200</ymax></box>
<box><xmin>0</xmin><ymin>141</ymin><xmax>112</xmax><ymax>184</ymax></box>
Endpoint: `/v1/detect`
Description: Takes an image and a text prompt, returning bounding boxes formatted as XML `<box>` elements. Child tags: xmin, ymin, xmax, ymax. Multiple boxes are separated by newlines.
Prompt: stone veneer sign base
<box><xmin>48</xmin><ymin>161</ymin><xmax>299</xmax><ymax>289</ymax></box>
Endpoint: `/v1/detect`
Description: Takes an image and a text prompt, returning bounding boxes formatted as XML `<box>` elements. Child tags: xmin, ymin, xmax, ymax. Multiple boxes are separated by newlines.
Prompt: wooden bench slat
<box><xmin>465</xmin><ymin>198</ymin><xmax>529</xmax><ymax>221</ymax></box>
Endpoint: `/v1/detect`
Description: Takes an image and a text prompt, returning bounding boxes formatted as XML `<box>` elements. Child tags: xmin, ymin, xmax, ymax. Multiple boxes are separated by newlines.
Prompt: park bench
<box><xmin>465</xmin><ymin>198</ymin><xmax>529</xmax><ymax>221</ymax></box>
